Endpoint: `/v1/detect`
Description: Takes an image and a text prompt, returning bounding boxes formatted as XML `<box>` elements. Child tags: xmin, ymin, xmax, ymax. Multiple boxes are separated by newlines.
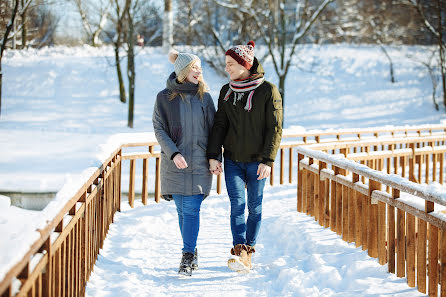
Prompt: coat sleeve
<box><xmin>152</xmin><ymin>93</ymin><xmax>180</xmax><ymax>159</ymax></box>
<box><xmin>207</xmin><ymin>87</ymin><xmax>229</xmax><ymax>161</ymax></box>
<box><xmin>261</xmin><ymin>84</ymin><xmax>283</xmax><ymax>167</ymax></box>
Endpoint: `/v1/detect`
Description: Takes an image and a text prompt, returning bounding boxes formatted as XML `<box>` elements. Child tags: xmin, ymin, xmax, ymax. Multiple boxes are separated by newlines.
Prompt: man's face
<box><xmin>225</xmin><ymin>55</ymin><xmax>248</xmax><ymax>80</ymax></box>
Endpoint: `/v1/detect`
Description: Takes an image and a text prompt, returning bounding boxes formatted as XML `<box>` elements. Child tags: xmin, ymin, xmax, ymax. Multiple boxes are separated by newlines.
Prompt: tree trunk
<box><xmin>1</xmin><ymin>0</ymin><xmax>21</xmax><ymax>118</ymax></box>
<box><xmin>437</xmin><ymin>0</ymin><xmax>446</xmax><ymax>109</ymax></box>
<box><xmin>127</xmin><ymin>6</ymin><xmax>135</xmax><ymax>128</ymax></box>
<box><xmin>114</xmin><ymin>45</ymin><xmax>126</xmax><ymax>103</ymax></box>
<box><xmin>279</xmin><ymin>74</ymin><xmax>285</xmax><ymax>127</ymax></box>
<box><xmin>21</xmin><ymin>0</ymin><xmax>27</xmax><ymax>48</ymax></box>
<box><xmin>162</xmin><ymin>0</ymin><xmax>173</xmax><ymax>53</ymax></box>
<box><xmin>0</xmin><ymin>65</ymin><xmax>2</xmax><ymax>118</ymax></box>
<box><xmin>380</xmin><ymin>45</ymin><xmax>395</xmax><ymax>83</ymax></box>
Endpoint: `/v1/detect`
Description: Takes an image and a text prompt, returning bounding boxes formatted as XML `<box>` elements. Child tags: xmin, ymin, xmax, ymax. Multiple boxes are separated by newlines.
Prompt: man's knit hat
<box><xmin>225</xmin><ymin>41</ymin><xmax>255</xmax><ymax>70</ymax></box>
<box><xmin>168</xmin><ymin>50</ymin><xmax>200</xmax><ymax>80</ymax></box>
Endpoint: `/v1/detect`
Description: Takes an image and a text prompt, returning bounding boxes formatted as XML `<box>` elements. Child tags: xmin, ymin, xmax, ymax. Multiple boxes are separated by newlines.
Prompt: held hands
<box><xmin>173</xmin><ymin>154</ymin><xmax>188</xmax><ymax>169</ymax></box>
<box><xmin>257</xmin><ymin>163</ymin><xmax>271</xmax><ymax>180</ymax></box>
<box><xmin>209</xmin><ymin>159</ymin><xmax>222</xmax><ymax>175</ymax></box>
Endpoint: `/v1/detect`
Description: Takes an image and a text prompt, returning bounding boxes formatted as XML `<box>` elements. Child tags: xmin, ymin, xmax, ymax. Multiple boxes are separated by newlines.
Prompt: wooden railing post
<box><xmin>155</xmin><ymin>157</ymin><xmax>161</xmax><ymax>203</ymax></box>
<box><xmin>368</xmin><ymin>179</ymin><xmax>380</xmax><ymax>259</ymax></box>
<box><xmin>289</xmin><ymin>147</ymin><xmax>293</xmax><ymax>184</ymax></box>
<box><xmin>297</xmin><ymin>153</ymin><xmax>304</xmax><ymax>212</ymax></box>
<box><xmin>280</xmin><ymin>148</ymin><xmax>284</xmax><ymax>185</ymax></box>
<box><xmin>128</xmin><ymin>159</ymin><xmax>135</xmax><ymax>208</ymax></box>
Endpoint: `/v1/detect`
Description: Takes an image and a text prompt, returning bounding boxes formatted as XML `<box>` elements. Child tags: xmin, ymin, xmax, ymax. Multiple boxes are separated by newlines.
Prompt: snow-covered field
<box><xmin>1</xmin><ymin>44</ymin><xmax>445</xmax><ymax>295</ymax></box>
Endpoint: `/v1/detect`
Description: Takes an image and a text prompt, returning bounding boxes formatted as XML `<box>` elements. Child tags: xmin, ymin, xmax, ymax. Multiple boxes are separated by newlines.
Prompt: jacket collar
<box><xmin>166</xmin><ymin>72</ymin><xmax>198</xmax><ymax>94</ymax></box>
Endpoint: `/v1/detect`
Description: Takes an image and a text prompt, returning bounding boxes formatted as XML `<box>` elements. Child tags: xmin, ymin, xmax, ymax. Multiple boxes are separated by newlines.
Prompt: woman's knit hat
<box><xmin>225</xmin><ymin>40</ymin><xmax>255</xmax><ymax>70</ymax></box>
<box><xmin>168</xmin><ymin>50</ymin><xmax>200</xmax><ymax>81</ymax></box>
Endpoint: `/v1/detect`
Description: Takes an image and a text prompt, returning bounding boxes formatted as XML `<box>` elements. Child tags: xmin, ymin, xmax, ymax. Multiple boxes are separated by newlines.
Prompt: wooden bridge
<box><xmin>1</xmin><ymin>124</ymin><xmax>446</xmax><ymax>297</ymax></box>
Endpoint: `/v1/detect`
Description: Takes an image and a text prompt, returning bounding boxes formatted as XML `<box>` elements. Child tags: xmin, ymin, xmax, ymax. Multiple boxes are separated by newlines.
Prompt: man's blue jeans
<box><xmin>172</xmin><ymin>194</ymin><xmax>204</xmax><ymax>253</ymax></box>
<box><xmin>224</xmin><ymin>158</ymin><xmax>266</xmax><ymax>247</ymax></box>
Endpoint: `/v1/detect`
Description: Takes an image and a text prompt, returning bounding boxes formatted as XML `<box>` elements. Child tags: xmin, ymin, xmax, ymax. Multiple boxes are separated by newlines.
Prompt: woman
<box><xmin>152</xmin><ymin>50</ymin><xmax>217</xmax><ymax>276</ymax></box>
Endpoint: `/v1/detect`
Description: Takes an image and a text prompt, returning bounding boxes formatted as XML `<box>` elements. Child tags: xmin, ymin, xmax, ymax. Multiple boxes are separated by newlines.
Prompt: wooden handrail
<box><xmin>297</xmin><ymin>145</ymin><xmax>446</xmax><ymax>296</ymax></box>
<box><xmin>2</xmin><ymin>125</ymin><xmax>446</xmax><ymax>297</ymax></box>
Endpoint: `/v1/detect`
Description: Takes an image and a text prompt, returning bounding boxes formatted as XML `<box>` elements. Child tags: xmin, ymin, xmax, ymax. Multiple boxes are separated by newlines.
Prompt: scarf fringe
<box><xmin>223</xmin><ymin>77</ymin><xmax>264</xmax><ymax>112</ymax></box>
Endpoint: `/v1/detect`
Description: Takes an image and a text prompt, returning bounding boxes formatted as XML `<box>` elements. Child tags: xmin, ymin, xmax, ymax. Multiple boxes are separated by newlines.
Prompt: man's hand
<box><xmin>209</xmin><ymin>159</ymin><xmax>222</xmax><ymax>175</ymax></box>
<box><xmin>173</xmin><ymin>154</ymin><xmax>188</xmax><ymax>169</ymax></box>
<box><xmin>257</xmin><ymin>163</ymin><xmax>271</xmax><ymax>180</ymax></box>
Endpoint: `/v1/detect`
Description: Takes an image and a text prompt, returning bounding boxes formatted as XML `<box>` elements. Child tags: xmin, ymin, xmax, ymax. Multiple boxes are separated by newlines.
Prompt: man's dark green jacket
<box><xmin>207</xmin><ymin>58</ymin><xmax>283</xmax><ymax>167</ymax></box>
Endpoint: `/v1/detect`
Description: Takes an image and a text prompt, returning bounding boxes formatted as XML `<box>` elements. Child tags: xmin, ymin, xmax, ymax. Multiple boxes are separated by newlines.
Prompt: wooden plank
<box><xmin>440</xmin><ymin>229</ymin><xmax>446</xmax><ymax>297</ymax></box>
<box><xmin>289</xmin><ymin>148</ymin><xmax>293</xmax><ymax>184</ymax></box>
<box><xmin>128</xmin><ymin>159</ymin><xmax>135</xmax><ymax>208</ymax></box>
<box><xmin>155</xmin><ymin>157</ymin><xmax>161</xmax><ymax>203</ymax></box>
<box><xmin>313</xmin><ymin>172</ymin><xmax>319</xmax><ymax>221</ymax></box>
<box><xmin>378</xmin><ymin>201</ymin><xmax>386</xmax><ymax>265</ymax></box>
<box><xmin>397</xmin><ymin>209</ymin><xmax>406</xmax><ymax>278</ymax></box>
<box><xmin>270</xmin><ymin>162</ymin><xmax>274</xmax><ymax>186</ymax></box>
<box><xmin>280</xmin><ymin>148</ymin><xmax>284</xmax><ymax>185</ymax></box>
<box><xmin>388</xmin><ymin>204</ymin><xmax>396</xmax><ymax>273</ymax></box>
<box><xmin>142</xmin><ymin>158</ymin><xmax>148</xmax><ymax>205</ymax></box>
<box><xmin>318</xmin><ymin>162</ymin><xmax>327</xmax><ymax>226</ymax></box>
<box><xmin>362</xmin><ymin>193</ymin><xmax>369</xmax><ymax>251</ymax></box>
<box><xmin>417</xmin><ymin>218</ymin><xmax>427</xmax><ymax>294</ymax></box>
<box><xmin>440</xmin><ymin>153</ymin><xmax>444</xmax><ymax>184</ymax></box>
<box><xmin>330</xmin><ymin>178</ymin><xmax>336</xmax><ymax>232</ymax></box>
<box><xmin>336</xmin><ymin>180</ymin><xmax>342</xmax><ymax>236</ymax></box>
<box><xmin>429</xmin><ymin>224</ymin><xmax>439</xmax><ymax>297</ymax></box>
<box><xmin>406</xmin><ymin>214</ymin><xmax>416</xmax><ymax>287</ymax></box>
<box><xmin>354</xmin><ymin>189</ymin><xmax>362</xmax><ymax>247</ymax></box>
<box><xmin>217</xmin><ymin>174</ymin><xmax>221</xmax><ymax>195</ymax></box>
<box><xmin>368</xmin><ymin>180</ymin><xmax>380</xmax><ymax>258</ymax></box>
<box><xmin>348</xmin><ymin>185</ymin><xmax>355</xmax><ymax>243</ymax></box>
<box><xmin>342</xmin><ymin>185</ymin><xmax>349</xmax><ymax>241</ymax></box>
<box><xmin>302</xmin><ymin>168</ymin><xmax>307</xmax><ymax>215</ymax></box>
<box><xmin>324</xmin><ymin>179</ymin><xmax>330</xmax><ymax>228</ymax></box>
<box><xmin>297</xmin><ymin>154</ymin><xmax>304</xmax><ymax>212</ymax></box>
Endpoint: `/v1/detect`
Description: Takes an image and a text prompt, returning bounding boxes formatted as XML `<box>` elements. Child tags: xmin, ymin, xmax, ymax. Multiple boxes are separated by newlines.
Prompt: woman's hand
<box><xmin>173</xmin><ymin>154</ymin><xmax>188</xmax><ymax>169</ymax></box>
<box><xmin>209</xmin><ymin>159</ymin><xmax>222</xmax><ymax>175</ymax></box>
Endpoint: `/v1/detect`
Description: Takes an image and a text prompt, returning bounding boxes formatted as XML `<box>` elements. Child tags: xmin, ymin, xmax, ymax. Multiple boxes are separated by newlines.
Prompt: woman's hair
<box><xmin>169</xmin><ymin>60</ymin><xmax>208</xmax><ymax>101</ymax></box>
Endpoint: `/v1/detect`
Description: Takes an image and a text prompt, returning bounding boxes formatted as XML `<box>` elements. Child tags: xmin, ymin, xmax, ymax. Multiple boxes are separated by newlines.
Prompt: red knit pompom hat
<box><xmin>225</xmin><ymin>40</ymin><xmax>255</xmax><ymax>70</ymax></box>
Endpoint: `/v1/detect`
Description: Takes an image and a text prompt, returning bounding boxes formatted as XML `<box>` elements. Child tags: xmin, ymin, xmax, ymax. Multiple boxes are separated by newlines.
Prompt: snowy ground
<box><xmin>1</xmin><ymin>44</ymin><xmax>445</xmax><ymax>295</ymax></box>
<box><xmin>85</xmin><ymin>185</ymin><xmax>424</xmax><ymax>297</ymax></box>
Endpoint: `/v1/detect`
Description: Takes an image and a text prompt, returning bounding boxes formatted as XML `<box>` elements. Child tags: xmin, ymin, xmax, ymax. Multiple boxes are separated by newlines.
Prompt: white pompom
<box><xmin>168</xmin><ymin>49</ymin><xmax>179</xmax><ymax>64</ymax></box>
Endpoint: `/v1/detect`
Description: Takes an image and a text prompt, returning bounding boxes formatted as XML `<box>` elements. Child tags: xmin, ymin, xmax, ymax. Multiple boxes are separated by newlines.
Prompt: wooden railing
<box><xmin>1</xmin><ymin>124</ymin><xmax>446</xmax><ymax>297</ymax></box>
<box><xmin>297</xmin><ymin>141</ymin><xmax>446</xmax><ymax>296</ymax></box>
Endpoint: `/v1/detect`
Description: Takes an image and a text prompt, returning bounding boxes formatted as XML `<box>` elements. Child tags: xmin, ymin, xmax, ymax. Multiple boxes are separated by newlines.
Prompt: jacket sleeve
<box><xmin>261</xmin><ymin>84</ymin><xmax>283</xmax><ymax>167</ymax></box>
<box><xmin>152</xmin><ymin>94</ymin><xmax>180</xmax><ymax>159</ymax></box>
<box><xmin>207</xmin><ymin>87</ymin><xmax>229</xmax><ymax>161</ymax></box>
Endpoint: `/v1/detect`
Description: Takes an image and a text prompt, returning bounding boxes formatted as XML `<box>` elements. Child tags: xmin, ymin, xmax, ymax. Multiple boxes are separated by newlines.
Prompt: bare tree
<box><xmin>70</xmin><ymin>0</ymin><xmax>111</xmax><ymax>46</ymax></box>
<box><xmin>0</xmin><ymin>0</ymin><xmax>33</xmax><ymax>118</ymax></box>
<box><xmin>398</xmin><ymin>0</ymin><xmax>446</xmax><ymax>108</ymax></box>
<box><xmin>216</xmin><ymin>0</ymin><xmax>333</xmax><ymax>106</ymax></box>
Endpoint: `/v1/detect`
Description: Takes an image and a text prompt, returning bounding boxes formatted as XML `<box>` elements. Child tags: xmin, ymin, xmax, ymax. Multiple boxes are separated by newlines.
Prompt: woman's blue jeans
<box><xmin>172</xmin><ymin>194</ymin><xmax>204</xmax><ymax>253</ymax></box>
<box><xmin>224</xmin><ymin>158</ymin><xmax>266</xmax><ymax>247</ymax></box>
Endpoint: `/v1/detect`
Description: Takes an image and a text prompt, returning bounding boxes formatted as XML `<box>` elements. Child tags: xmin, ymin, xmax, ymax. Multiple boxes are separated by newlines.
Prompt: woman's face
<box><xmin>225</xmin><ymin>55</ymin><xmax>249</xmax><ymax>80</ymax></box>
<box><xmin>186</xmin><ymin>61</ymin><xmax>202</xmax><ymax>84</ymax></box>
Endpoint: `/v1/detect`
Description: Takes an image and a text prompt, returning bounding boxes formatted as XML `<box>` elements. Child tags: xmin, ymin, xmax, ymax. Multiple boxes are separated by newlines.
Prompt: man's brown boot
<box><xmin>246</xmin><ymin>245</ymin><xmax>255</xmax><ymax>269</ymax></box>
<box><xmin>227</xmin><ymin>244</ymin><xmax>250</xmax><ymax>273</ymax></box>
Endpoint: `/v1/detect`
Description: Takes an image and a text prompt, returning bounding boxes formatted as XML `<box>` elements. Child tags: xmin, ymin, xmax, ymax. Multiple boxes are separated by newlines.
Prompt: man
<box><xmin>207</xmin><ymin>40</ymin><xmax>283</xmax><ymax>272</ymax></box>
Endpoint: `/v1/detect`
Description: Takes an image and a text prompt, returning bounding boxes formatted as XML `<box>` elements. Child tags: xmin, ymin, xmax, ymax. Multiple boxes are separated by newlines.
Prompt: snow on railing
<box><xmin>296</xmin><ymin>144</ymin><xmax>446</xmax><ymax>296</ymax></box>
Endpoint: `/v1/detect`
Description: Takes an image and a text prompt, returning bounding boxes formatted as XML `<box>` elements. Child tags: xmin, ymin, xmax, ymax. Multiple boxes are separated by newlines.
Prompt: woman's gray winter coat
<box><xmin>152</xmin><ymin>72</ymin><xmax>216</xmax><ymax>199</ymax></box>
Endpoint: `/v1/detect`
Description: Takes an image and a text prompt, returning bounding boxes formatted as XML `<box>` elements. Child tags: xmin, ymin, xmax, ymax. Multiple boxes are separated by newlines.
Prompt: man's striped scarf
<box><xmin>223</xmin><ymin>76</ymin><xmax>265</xmax><ymax>111</ymax></box>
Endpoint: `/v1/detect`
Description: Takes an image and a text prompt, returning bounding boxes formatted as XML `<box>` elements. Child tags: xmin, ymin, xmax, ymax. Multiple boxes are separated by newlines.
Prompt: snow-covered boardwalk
<box><xmin>85</xmin><ymin>184</ymin><xmax>423</xmax><ymax>297</ymax></box>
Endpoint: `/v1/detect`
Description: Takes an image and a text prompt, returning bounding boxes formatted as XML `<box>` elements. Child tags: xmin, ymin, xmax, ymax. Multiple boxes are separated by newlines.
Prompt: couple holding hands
<box><xmin>152</xmin><ymin>41</ymin><xmax>283</xmax><ymax>276</ymax></box>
